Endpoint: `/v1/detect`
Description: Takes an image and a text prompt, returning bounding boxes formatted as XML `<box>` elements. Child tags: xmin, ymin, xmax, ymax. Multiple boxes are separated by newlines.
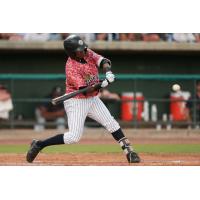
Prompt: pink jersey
<box><xmin>65</xmin><ymin>48</ymin><xmax>104</xmax><ymax>98</ymax></box>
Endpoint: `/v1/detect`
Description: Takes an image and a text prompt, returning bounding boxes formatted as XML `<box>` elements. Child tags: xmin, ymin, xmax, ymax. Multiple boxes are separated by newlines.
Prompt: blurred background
<box><xmin>1</xmin><ymin>33</ymin><xmax>200</xmax><ymax>131</ymax></box>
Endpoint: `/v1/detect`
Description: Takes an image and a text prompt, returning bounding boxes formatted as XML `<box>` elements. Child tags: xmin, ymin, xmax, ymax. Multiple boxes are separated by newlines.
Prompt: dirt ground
<box><xmin>0</xmin><ymin>153</ymin><xmax>199</xmax><ymax>166</ymax></box>
<box><xmin>0</xmin><ymin>128</ymin><xmax>200</xmax><ymax>166</ymax></box>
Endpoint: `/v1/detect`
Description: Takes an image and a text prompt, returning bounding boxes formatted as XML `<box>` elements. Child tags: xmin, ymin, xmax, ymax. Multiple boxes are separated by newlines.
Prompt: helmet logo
<box><xmin>78</xmin><ymin>40</ymin><xmax>84</xmax><ymax>45</ymax></box>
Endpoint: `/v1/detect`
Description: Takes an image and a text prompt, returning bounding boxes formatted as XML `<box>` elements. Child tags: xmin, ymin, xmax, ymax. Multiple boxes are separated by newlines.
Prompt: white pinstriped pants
<box><xmin>63</xmin><ymin>96</ymin><xmax>120</xmax><ymax>144</ymax></box>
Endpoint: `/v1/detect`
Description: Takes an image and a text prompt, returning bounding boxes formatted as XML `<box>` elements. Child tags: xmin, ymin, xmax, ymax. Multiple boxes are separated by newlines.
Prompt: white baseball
<box><xmin>172</xmin><ymin>84</ymin><xmax>181</xmax><ymax>91</ymax></box>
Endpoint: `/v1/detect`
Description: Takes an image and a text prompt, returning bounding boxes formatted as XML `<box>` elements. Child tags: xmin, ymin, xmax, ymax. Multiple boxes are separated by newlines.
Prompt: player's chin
<box><xmin>76</xmin><ymin>51</ymin><xmax>85</xmax><ymax>59</ymax></box>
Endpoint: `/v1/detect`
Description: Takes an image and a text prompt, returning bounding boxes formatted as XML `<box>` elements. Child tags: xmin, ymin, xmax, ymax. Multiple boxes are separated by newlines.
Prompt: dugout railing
<box><xmin>0</xmin><ymin>73</ymin><xmax>200</xmax><ymax>129</ymax></box>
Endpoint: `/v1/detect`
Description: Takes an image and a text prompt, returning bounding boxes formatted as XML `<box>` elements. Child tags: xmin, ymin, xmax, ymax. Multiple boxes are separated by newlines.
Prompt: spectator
<box><xmin>0</xmin><ymin>33</ymin><xmax>23</xmax><ymax>40</ymax></box>
<box><xmin>172</xmin><ymin>33</ymin><xmax>196</xmax><ymax>43</ymax></box>
<box><xmin>98</xmin><ymin>88</ymin><xmax>120</xmax><ymax>101</ymax></box>
<box><xmin>34</xmin><ymin>86</ymin><xmax>66</xmax><ymax>131</ymax></box>
<box><xmin>118</xmin><ymin>33</ymin><xmax>136</xmax><ymax>41</ymax></box>
<box><xmin>164</xmin><ymin>33</ymin><xmax>174</xmax><ymax>42</ymax></box>
<box><xmin>186</xmin><ymin>81</ymin><xmax>200</xmax><ymax>126</ymax></box>
<box><xmin>194</xmin><ymin>33</ymin><xmax>200</xmax><ymax>42</ymax></box>
<box><xmin>72</xmin><ymin>33</ymin><xmax>96</xmax><ymax>43</ymax></box>
<box><xmin>0</xmin><ymin>85</ymin><xmax>13</xmax><ymax>120</ymax></box>
<box><xmin>95</xmin><ymin>33</ymin><xmax>108</xmax><ymax>41</ymax></box>
<box><xmin>142</xmin><ymin>33</ymin><xmax>161</xmax><ymax>41</ymax></box>
<box><xmin>98</xmin><ymin>89</ymin><xmax>121</xmax><ymax>119</ymax></box>
<box><xmin>157</xmin><ymin>33</ymin><xmax>170</xmax><ymax>41</ymax></box>
<box><xmin>60</xmin><ymin>33</ymin><xmax>70</xmax><ymax>40</ymax></box>
<box><xmin>95</xmin><ymin>33</ymin><xmax>120</xmax><ymax>41</ymax></box>
<box><xmin>23</xmin><ymin>33</ymin><xmax>50</xmax><ymax>41</ymax></box>
<box><xmin>49</xmin><ymin>33</ymin><xmax>62</xmax><ymax>41</ymax></box>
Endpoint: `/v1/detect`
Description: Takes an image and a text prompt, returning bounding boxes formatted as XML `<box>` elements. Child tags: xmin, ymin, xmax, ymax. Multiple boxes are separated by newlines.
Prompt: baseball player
<box><xmin>26</xmin><ymin>34</ymin><xmax>140</xmax><ymax>164</ymax></box>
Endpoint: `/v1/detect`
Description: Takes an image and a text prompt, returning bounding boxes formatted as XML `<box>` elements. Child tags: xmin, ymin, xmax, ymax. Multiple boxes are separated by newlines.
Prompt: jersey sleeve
<box><xmin>86</xmin><ymin>48</ymin><xmax>104</xmax><ymax>67</ymax></box>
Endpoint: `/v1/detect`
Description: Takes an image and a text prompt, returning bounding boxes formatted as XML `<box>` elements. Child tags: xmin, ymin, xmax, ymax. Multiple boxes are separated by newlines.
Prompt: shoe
<box><xmin>126</xmin><ymin>151</ymin><xmax>141</xmax><ymax>163</ymax></box>
<box><xmin>26</xmin><ymin>139</ymin><xmax>42</xmax><ymax>163</ymax></box>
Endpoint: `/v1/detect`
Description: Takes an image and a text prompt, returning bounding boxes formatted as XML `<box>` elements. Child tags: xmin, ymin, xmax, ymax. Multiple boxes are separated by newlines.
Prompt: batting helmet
<box><xmin>63</xmin><ymin>35</ymin><xmax>88</xmax><ymax>58</ymax></box>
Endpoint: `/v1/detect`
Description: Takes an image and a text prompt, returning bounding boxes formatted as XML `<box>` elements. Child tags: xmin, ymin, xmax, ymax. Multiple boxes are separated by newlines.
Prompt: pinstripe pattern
<box><xmin>63</xmin><ymin>96</ymin><xmax>120</xmax><ymax>144</ymax></box>
<box><xmin>63</xmin><ymin>99</ymin><xmax>89</xmax><ymax>144</ymax></box>
<box><xmin>88</xmin><ymin>97</ymin><xmax>120</xmax><ymax>133</ymax></box>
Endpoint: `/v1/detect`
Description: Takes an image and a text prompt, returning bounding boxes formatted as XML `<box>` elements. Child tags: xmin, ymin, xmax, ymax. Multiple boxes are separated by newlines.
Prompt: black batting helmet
<box><xmin>63</xmin><ymin>35</ymin><xmax>88</xmax><ymax>58</ymax></box>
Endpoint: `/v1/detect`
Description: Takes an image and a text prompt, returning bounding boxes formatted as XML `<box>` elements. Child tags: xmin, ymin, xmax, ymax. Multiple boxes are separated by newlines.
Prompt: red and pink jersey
<box><xmin>65</xmin><ymin>48</ymin><xmax>104</xmax><ymax>98</ymax></box>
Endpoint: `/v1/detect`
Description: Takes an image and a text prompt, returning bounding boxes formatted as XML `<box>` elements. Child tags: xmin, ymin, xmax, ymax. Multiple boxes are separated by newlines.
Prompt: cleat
<box><xmin>126</xmin><ymin>151</ymin><xmax>141</xmax><ymax>163</ymax></box>
<box><xmin>26</xmin><ymin>139</ymin><xmax>42</xmax><ymax>163</ymax></box>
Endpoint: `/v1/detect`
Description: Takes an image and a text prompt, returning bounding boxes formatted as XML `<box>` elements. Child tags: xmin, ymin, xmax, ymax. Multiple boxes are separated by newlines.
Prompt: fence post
<box><xmin>193</xmin><ymin>79</ymin><xmax>197</xmax><ymax>128</ymax></box>
<box><xmin>10</xmin><ymin>78</ymin><xmax>15</xmax><ymax>129</ymax></box>
<box><xmin>133</xmin><ymin>79</ymin><xmax>137</xmax><ymax>129</ymax></box>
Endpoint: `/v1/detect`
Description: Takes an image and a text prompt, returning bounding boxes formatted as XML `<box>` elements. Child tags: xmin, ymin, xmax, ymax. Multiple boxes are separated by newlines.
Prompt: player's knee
<box><xmin>63</xmin><ymin>131</ymin><xmax>82</xmax><ymax>144</ymax></box>
<box><xmin>71</xmin><ymin>135</ymin><xmax>81</xmax><ymax>143</ymax></box>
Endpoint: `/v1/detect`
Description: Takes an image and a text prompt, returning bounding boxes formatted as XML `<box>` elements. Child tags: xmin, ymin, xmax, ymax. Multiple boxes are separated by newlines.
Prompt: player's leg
<box><xmin>34</xmin><ymin>108</ymin><xmax>46</xmax><ymax>132</ymax></box>
<box><xmin>63</xmin><ymin>98</ymin><xmax>89</xmax><ymax>144</ymax></box>
<box><xmin>56</xmin><ymin>117</ymin><xmax>66</xmax><ymax>131</ymax></box>
<box><xmin>88</xmin><ymin>96</ymin><xmax>140</xmax><ymax>163</ymax></box>
<box><xmin>26</xmin><ymin>99</ymin><xmax>89</xmax><ymax>163</ymax></box>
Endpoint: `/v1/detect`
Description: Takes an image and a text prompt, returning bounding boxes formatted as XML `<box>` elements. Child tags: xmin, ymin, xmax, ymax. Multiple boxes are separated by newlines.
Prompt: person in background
<box><xmin>95</xmin><ymin>33</ymin><xmax>120</xmax><ymax>41</ymax></box>
<box><xmin>141</xmin><ymin>33</ymin><xmax>161</xmax><ymax>41</ymax></box>
<box><xmin>172</xmin><ymin>33</ymin><xmax>196</xmax><ymax>43</ymax></box>
<box><xmin>0</xmin><ymin>33</ymin><xmax>23</xmax><ymax>40</ymax></box>
<box><xmin>118</xmin><ymin>33</ymin><xmax>136</xmax><ymax>41</ymax></box>
<box><xmin>34</xmin><ymin>86</ymin><xmax>66</xmax><ymax>131</ymax></box>
<box><xmin>194</xmin><ymin>34</ymin><xmax>200</xmax><ymax>42</ymax></box>
<box><xmin>60</xmin><ymin>33</ymin><xmax>70</xmax><ymax>40</ymax></box>
<box><xmin>23</xmin><ymin>33</ymin><xmax>50</xmax><ymax>41</ymax></box>
<box><xmin>72</xmin><ymin>33</ymin><xmax>96</xmax><ymax>43</ymax></box>
<box><xmin>49</xmin><ymin>33</ymin><xmax>62</xmax><ymax>40</ymax></box>
<box><xmin>186</xmin><ymin>81</ymin><xmax>200</xmax><ymax>127</ymax></box>
<box><xmin>98</xmin><ymin>88</ymin><xmax>120</xmax><ymax>101</ymax></box>
<box><xmin>0</xmin><ymin>85</ymin><xmax>13</xmax><ymax>120</ymax></box>
<box><xmin>95</xmin><ymin>33</ymin><xmax>108</xmax><ymax>41</ymax></box>
<box><xmin>98</xmin><ymin>88</ymin><xmax>121</xmax><ymax>120</ymax></box>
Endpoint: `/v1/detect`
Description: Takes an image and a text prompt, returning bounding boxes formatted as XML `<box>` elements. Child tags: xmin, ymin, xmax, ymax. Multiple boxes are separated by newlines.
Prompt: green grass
<box><xmin>0</xmin><ymin>144</ymin><xmax>199</xmax><ymax>154</ymax></box>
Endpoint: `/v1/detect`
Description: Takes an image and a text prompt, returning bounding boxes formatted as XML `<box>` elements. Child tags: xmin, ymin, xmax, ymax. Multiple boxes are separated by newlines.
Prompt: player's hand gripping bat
<box><xmin>52</xmin><ymin>82</ymin><xmax>102</xmax><ymax>105</ymax></box>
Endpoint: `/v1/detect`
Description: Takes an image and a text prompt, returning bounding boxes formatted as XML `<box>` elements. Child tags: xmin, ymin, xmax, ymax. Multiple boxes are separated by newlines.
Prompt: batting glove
<box><xmin>106</xmin><ymin>71</ymin><xmax>115</xmax><ymax>83</ymax></box>
<box><xmin>101</xmin><ymin>79</ymin><xmax>109</xmax><ymax>88</ymax></box>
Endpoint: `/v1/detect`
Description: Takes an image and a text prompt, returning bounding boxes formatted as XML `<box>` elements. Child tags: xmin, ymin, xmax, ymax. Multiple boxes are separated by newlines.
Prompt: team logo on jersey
<box><xmin>78</xmin><ymin>40</ymin><xmax>84</xmax><ymax>45</ymax></box>
<box><xmin>85</xmin><ymin>74</ymin><xmax>98</xmax><ymax>85</ymax></box>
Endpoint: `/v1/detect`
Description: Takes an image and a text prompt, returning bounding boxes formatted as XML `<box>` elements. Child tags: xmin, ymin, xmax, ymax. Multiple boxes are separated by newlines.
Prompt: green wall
<box><xmin>0</xmin><ymin>50</ymin><xmax>200</xmax><ymax>119</ymax></box>
<box><xmin>1</xmin><ymin>50</ymin><xmax>200</xmax><ymax>74</ymax></box>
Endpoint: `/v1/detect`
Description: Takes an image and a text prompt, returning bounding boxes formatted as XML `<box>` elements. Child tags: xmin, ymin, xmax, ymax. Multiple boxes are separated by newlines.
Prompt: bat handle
<box><xmin>51</xmin><ymin>100</ymin><xmax>56</xmax><ymax>105</ymax></box>
<box><xmin>52</xmin><ymin>97</ymin><xmax>59</xmax><ymax>105</ymax></box>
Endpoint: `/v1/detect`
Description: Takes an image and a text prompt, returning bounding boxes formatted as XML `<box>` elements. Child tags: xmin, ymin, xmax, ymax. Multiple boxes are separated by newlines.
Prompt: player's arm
<box><xmin>86</xmin><ymin>48</ymin><xmax>112</xmax><ymax>73</ymax></box>
<box><xmin>100</xmin><ymin>58</ymin><xmax>112</xmax><ymax>73</ymax></box>
<box><xmin>86</xmin><ymin>49</ymin><xmax>115</xmax><ymax>88</ymax></box>
<box><xmin>99</xmin><ymin>58</ymin><xmax>115</xmax><ymax>85</ymax></box>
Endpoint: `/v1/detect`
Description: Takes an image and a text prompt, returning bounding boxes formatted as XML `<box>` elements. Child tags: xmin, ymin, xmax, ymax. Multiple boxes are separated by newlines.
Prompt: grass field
<box><xmin>0</xmin><ymin>143</ymin><xmax>199</xmax><ymax>154</ymax></box>
<box><xmin>0</xmin><ymin>129</ymin><xmax>200</xmax><ymax>165</ymax></box>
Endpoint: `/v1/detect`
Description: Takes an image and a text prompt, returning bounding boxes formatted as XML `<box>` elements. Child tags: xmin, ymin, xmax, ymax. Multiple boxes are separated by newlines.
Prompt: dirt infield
<box><xmin>0</xmin><ymin>153</ymin><xmax>199</xmax><ymax>166</ymax></box>
<box><xmin>0</xmin><ymin>128</ymin><xmax>200</xmax><ymax>166</ymax></box>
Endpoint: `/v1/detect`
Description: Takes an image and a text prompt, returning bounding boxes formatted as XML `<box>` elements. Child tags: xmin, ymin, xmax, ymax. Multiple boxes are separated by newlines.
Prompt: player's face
<box><xmin>76</xmin><ymin>50</ymin><xmax>86</xmax><ymax>59</ymax></box>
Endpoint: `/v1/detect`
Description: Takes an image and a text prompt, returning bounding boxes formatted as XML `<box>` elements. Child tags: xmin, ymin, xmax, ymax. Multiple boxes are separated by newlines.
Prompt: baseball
<box><xmin>172</xmin><ymin>84</ymin><xmax>181</xmax><ymax>91</ymax></box>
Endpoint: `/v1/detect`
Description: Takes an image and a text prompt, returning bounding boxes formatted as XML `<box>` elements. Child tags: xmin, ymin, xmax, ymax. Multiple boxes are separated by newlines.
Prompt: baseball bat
<box><xmin>52</xmin><ymin>82</ymin><xmax>102</xmax><ymax>105</ymax></box>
